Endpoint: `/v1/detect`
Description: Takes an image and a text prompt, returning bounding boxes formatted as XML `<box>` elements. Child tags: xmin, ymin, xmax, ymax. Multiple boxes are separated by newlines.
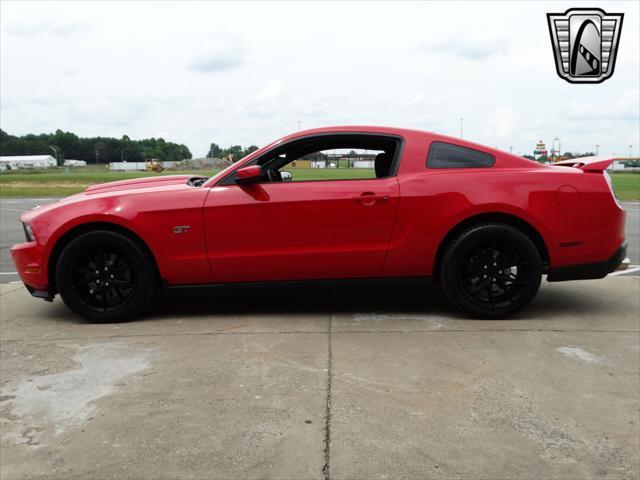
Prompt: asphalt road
<box><xmin>1</xmin><ymin>197</ymin><xmax>638</xmax><ymax>284</ymax></box>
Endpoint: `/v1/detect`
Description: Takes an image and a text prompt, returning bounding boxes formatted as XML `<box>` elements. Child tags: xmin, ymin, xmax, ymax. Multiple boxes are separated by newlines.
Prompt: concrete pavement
<box><xmin>1</xmin><ymin>277</ymin><xmax>638</xmax><ymax>479</ymax></box>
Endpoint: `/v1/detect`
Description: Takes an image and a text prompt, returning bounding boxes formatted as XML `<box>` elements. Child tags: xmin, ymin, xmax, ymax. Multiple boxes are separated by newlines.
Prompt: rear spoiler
<box><xmin>551</xmin><ymin>156</ymin><xmax>615</xmax><ymax>172</ymax></box>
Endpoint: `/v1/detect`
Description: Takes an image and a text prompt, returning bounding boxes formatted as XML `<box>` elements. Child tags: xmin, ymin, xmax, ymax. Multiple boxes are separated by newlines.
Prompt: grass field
<box><xmin>0</xmin><ymin>167</ymin><xmax>638</xmax><ymax>200</ymax></box>
<box><xmin>609</xmin><ymin>173</ymin><xmax>640</xmax><ymax>201</ymax></box>
<box><xmin>0</xmin><ymin>167</ymin><xmax>377</xmax><ymax>197</ymax></box>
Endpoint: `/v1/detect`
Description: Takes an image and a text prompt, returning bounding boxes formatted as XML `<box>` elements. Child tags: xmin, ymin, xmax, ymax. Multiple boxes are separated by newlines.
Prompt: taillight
<box><xmin>603</xmin><ymin>171</ymin><xmax>623</xmax><ymax>209</ymax></box>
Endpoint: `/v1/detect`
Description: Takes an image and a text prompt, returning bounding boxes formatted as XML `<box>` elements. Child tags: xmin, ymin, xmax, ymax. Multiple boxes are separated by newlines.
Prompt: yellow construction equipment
<box><xmin>146</xmin><ymin>160</ymin><xmax>164</xmax><ymax>172</ymax></box>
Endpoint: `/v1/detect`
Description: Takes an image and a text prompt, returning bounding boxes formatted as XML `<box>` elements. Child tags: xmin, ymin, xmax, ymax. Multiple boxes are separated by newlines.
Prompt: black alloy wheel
<box><xmin>70</xmin><ymin>247</ymin><xmax>136</xmax><ymax>312</ymax></box>
<box><xmin>439</xmin><ymin>223</ymin><xmax>542</xmax><ymax>319</ymax></box>
<box><xmin>56</xmin><ymin>230</ymin><xmax>156</xmax><ymax>322</ymax></box>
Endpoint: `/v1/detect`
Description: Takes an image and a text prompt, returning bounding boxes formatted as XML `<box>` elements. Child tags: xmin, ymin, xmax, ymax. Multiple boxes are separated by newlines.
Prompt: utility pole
<box><xmin>630</xmin><ymin>144</ymin><xmax>633</xmax><ymax>159</ymax></box>
<box><xmin>509</xmin><ymin>146</ymin><xmax>513</xmax><ymax>154</ymax></box>
<box><xmin>460</xmin><ymin>118</ymin><xmax>463</xmax><ymax>138</ymax></box>
<box><xmin>48</xmin><ymin>146</ymin><xmax>59</xmax><ymax>166</ymax></box>
<box><xmin>595</xmin><ymin>144</ymin><xmax>599</xmax><ymax>155</ymax></box>
<box><xmin>552</xmin><ymin>137</ymin><xmax>561</xmax><ymax>160</ymax></box>
<box><xmin>96</xmin><ymin>149</ymin><xmax>100</xmax><ymax>165</ymax></box>
<box><xmin>298</xmin><ymin>120</ymin><xmax>301</xmax><ymax>131</ymax></box>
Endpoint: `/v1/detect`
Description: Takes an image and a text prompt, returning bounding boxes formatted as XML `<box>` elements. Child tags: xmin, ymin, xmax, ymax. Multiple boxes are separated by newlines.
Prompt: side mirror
<box><xmin>281</xmin><ymin>171</ymin><xmax>292</xmax><ymax>182</ymax></box>
<box><xmin>235</xmin><ymin>165</ymin><xmax>262</xmax><ymax>183</ymax></box>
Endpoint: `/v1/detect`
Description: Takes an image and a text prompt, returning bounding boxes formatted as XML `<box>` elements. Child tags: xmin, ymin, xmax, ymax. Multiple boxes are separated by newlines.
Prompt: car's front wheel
<box><xmin>55</xmin><ymin>230</ymin><xmax>156</xmax><ymax>322</ymax></box>
<box><xmin>439</xmin><ymin>223</ymin><xmax>542</xmax><ymax>319</ymax></box>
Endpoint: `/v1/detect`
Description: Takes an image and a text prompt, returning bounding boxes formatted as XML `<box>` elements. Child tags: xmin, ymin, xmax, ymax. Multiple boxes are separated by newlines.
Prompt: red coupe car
<box><xmin>11</xmin><ymin>126</ymin><xmax>627</xmax><ymax>321</ymax></box>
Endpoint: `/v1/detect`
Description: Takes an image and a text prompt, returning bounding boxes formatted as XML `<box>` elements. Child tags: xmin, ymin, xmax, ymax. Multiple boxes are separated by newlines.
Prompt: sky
<box><xmin>1</xmin><ymin>0</ymin><xmax>638</xmax><ymax>158</ymax></box>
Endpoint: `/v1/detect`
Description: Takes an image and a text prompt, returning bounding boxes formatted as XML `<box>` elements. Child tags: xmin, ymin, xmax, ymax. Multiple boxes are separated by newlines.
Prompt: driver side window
<box><xmin>257</xmin><ymin>134</ymin><xmax>400</xmax><ymax>183</ymax></box>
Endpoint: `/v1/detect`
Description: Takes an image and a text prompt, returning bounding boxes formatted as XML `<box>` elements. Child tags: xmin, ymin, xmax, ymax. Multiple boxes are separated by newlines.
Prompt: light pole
<box><xmin>552</xmin><ymin>137</ymin><xmax>561</xmax><ymax>160</ymax></box>
<box><xmin>48</xmin><ymin>146</ymin><xmax>59</xmax><ymax>166</ymax></box>
<box><xmin>595</xmin><ymin>144</ymin><xmax>599</xmax><ymax>155</ymax></box>
<box><xmin>509</xmin><ymin>146</ymin><xmax>513</xmax><ymax>154</ymax></box>
<box><xmin>630</xmin><ymin>144</ymin><xmax>633</xmax><ymax>159</ymax></box>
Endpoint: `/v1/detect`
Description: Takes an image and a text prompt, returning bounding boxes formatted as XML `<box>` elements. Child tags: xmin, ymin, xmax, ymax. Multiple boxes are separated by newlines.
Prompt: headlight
<box><xmin>23</xmin><ymin>223</ymin><xmax>36</xmax><ymax>242</ymax></box>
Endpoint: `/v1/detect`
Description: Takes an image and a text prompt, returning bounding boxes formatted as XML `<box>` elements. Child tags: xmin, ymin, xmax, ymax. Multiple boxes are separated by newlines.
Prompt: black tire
<box><xmin>55</xmin><ymin>230</ymin><xmax>156</xmax><ymax>322</ymax></box>
<box><xmin>439</xmin><ymin>223</ymin><xmax>542</xmax><ymax>319</ymax></box>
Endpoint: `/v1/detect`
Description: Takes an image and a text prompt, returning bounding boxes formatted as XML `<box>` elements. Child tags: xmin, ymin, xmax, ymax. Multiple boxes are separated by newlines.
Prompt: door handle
<box><xmin>353</xmin><ymin>192</ymin><xmax>389</xmax><ymax>205</ymax></box>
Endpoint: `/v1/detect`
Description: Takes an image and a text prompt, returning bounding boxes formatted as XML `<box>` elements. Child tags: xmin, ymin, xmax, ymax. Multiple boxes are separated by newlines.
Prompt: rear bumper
<box><xmin>547</xmin><ymin>243</ymin><xmax>627</xmax><ymax>282</ymax></box>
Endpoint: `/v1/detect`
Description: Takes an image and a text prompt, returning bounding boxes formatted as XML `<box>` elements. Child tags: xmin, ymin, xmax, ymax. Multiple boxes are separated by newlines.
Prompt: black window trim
<box><xmin>217</xmin><ymin>132</ymin><xmax>405</xmax><ymax>186</ymax></box>
<box><xmin>426</xmin><ymin>141</ymin><xmax>495</xmax><ymax>169</ymax></box>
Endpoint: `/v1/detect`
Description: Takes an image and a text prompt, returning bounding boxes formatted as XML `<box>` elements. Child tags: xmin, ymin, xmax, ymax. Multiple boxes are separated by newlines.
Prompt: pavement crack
<box><xmin>1</xmin><ymin>328</ymin><xmax>637</xmax><ymax>345</ymax></box>
<box><xmin>322</xmin><ymin>291</ymin><xmax>334</xmax><ymax>480</ymax></box>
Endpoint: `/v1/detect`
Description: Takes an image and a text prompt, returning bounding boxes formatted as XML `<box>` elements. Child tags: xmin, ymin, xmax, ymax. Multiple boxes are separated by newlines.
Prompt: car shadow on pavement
<box><xmin>148</xmin><ymin>281</ymin><xmax>445</xmax><ymax>319</ymax></box>
<box><xmin>139</xmin><ymin>278</ymin><xmax>613</xmax><ymax>322</ymax></box>
<box><xmin>33</xmin><ymin>278</ymin><xmax>615</xmax><ymax>324</ymax></box>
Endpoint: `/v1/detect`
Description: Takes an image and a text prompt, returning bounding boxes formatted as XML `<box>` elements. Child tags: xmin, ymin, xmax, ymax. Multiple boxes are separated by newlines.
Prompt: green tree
<box><xmin>243</xmin><ymin>145</ymin><xmax>259</xmax><ymax>157</ymax></box>
<box><xmin>225</xmin><ymin>145</ymin><xmax>243</xmax><ymax>161</ymax></box>
<box><xmin>0</xmin><ymin>129</ymin><xmax>192</xmax><ymax>164</ymax></box>
<box><xmin>208</xmin><ymin>143</ymin><xmax>223</xmax><ymax>158</ymax></box>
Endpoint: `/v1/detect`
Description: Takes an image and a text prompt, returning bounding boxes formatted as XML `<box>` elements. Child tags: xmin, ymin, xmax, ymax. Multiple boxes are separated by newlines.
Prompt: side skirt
<box><xmin>162</xmin><ymin>276</ymin><xmax>433</xmax><ymax>293</ymax></box>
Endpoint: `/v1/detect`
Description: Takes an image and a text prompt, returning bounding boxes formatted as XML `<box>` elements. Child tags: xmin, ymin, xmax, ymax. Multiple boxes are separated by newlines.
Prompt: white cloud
<box><xmin>0</xmin><ymin>1</ymin><xmax>638</xmax><ymax>157</ymax></box>
<box><xmin>4</xmin><ymin>19</ymin><xmax>92</xmax><ymax>37</ymax></box>
<box><xmin>422</xmin><ymin>35</ymin><xmax>508</xmax><ymax>60</ymax></box>
<box><xmin>253</xmin><ymin>81</ymin><xmax>283</xmax><ymax>101</ymax></box>
<box><xmin>483</xmin><ymin>106</ymin><xmax>521</xmax><ymax>140</ymax></box>
<box><xmin>188</xmin><ymin>37</ymin><xmax>245</xmax><ymax>73</ymax></box>
<box><xmin>562</xmin><ymin>88</ymin><xmax>639</xmax><ymax>123</ymax></box>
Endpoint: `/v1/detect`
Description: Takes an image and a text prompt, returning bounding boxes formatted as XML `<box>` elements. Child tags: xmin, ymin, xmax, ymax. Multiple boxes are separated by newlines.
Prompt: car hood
<box><xmin>84</xmin><ymin>175</ymin><xmax>201</xmax><ymax>194</ymax></box>
<box><xmin>20</xmin><ymin>175</ymin><xmax>209</xmax><ymax>224</ymax></box>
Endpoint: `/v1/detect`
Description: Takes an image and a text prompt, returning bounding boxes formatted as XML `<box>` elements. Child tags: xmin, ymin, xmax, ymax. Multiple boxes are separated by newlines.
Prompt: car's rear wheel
<box><xmin>55</xmin><ymin>230</ymin><xmax>156</xmax><ymax>322</ymax></box>
<box><xmin>439</xmin><ymin>223</ymin><xmax>542</xmax><ymax>319</ymax></box>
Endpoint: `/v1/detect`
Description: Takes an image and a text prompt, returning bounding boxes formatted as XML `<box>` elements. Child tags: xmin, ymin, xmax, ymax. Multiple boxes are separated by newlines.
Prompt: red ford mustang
<box><xmin>11</xmin><ymin>126</ymin><xmax>627</xmax><ymax>321</ymax></box>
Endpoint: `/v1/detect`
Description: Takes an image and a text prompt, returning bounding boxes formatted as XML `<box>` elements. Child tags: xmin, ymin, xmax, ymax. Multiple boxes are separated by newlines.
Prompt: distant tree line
<box><xmin>0</xmin><ymin>129</ymin><xmax>192</xmax><ymax>165</ymax></box>
<box><xmin>523</xmin><ymin>151</ymin><xmax>596</xmax><ymax>163</ymax></box>
<box><xmin>208</xmin><ymin>143</ymin><xmax>259</xmax><ymax>162</ymax></box>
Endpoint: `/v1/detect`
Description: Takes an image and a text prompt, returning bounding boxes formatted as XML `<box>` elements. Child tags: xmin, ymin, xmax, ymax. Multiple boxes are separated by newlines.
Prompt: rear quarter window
<box><xmin>427</xmin><ymin>141</ymin><xmax>495</xmax><ymax>169</ymax></box>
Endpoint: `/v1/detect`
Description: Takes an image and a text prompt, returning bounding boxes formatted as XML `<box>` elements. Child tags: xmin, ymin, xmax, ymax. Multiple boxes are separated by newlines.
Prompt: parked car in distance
<box><xmin>12</xmin><ymin>126</ymin><xmax>628</xmax><ymax>322</ymax></box>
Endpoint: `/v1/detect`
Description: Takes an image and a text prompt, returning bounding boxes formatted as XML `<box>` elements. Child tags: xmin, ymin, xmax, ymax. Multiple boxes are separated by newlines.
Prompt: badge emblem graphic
<box><xmin>547</xmin><ymin>8</ymin><xmax>624</xmax><ymax>84</ymax></box>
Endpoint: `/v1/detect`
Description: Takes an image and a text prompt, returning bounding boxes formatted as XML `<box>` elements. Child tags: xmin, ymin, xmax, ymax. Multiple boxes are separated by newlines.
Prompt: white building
<box><xmin>109</xmin><ymin>162</ymin><xmax>147</xmax><ymax>171</ymax></box>
<box><xmin>63</xmin><ymin>159</ymin><xmax>87</xmax><ymax>167</ymax></box>
<box><xmin>353</xmin><ymin>160</ymin><xmax>375</xmax><ymax>169</ymax></box>
<box><xmin>0</xmin><ymin>155</ymin><xmax>57</xmax><ymax>170</ymax></box>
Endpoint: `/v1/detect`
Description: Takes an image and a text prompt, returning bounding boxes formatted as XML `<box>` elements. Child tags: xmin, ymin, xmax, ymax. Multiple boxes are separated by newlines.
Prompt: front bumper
<box><xmin>547</xmin><ymin>243</ymin><xmax>628</xmax><ymax>282</ymax></box>
<box><xmin>10</xmin><ymin>241</ymin><xmax>52</xmax><ymax>299</ymax></box>
<box><xmin>24</xmin><ymin>284</ymin><xmax>54</xmax><ymax>301</ymax></box>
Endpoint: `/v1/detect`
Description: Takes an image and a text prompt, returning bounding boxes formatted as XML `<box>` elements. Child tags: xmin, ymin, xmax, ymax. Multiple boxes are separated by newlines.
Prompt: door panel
<box><xmin>203</xmin><ymin>178</ymin><xmax>400</xmax><ymax>282</ymax></box>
